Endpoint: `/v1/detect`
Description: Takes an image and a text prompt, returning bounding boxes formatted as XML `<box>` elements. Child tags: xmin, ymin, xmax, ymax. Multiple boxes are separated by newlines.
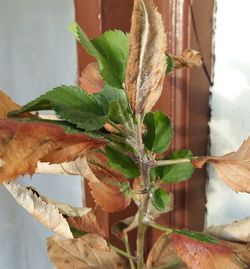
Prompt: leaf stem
<box><xmin>107</xmin><ymin>120</ymin><xmax>128</xmax><ymax>136</ymax></box>
<box><xmin>154</xmin><ymin>158</ymin><xmax>191</xmax><ymax>167</ymax></box>
<box><xmin>149</xmin><ymin>222</ymin><xmax>173</xmax><ymax>234</ymax></box>
<box><xmin>110</xmin><ymin>244</ymin><xmax>136</xmax><ymax>261</ymax></box>
<box><xmin>124</xmin><ymin>235</ymin><xmax>136</xmax><ymax>269</ymax></box>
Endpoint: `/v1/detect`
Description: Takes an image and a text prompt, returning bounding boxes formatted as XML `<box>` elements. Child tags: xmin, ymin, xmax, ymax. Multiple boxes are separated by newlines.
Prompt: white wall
<box><xmin>0</xmin><ymin>1</ymin><xmax>82</xmax><ymax>268</ymax></box>
<box><xmin>207</xmin><ymin>1</ymin><xmax>250</xmax><ymax>226</ymax></box>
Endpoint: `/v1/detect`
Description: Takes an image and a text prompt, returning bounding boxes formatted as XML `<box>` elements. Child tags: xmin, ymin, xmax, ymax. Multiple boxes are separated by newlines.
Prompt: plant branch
<box><xmin>135</xmin><ymin>114</ymin><xmax>151</xmax><ymax>269</ymax></box>
<box><xmin>110</xmin><ymin>244</ymin><xmax>136</xmax><ymax>261</ymax></box>
<box><xmin>124</xmin><ymin>235</ymin><xmax>136</xmax><ymax>269</ymax></box>
<box><xmin>150</xmin><ymin>222</ymin><xmax>173</xmax><ymax>234</ymax></box>
<box><xmin>154</xmin><ymin>158</ymin><xmax>191</xmax><ymax>167</ymax></box>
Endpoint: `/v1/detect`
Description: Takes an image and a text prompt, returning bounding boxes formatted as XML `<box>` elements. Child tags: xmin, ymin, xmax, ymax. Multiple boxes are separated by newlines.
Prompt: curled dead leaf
<box><xmin>125</xmin><ymin>0</ymin><xmax>167</xmax><ymax>114</ymax></box>
<box><xmin>0</xmin><ymin>120</ymin><xmax>104</xmax><ymax>183</ymax></box>
<box><xmin>205</xmin><ymin>217</ymin><xmax>250</xmax><ymax>243</ymax></box>
<box><xmin>4</xmin><ymin>182</ymin><xmax>73</xmax><ymax>238</ymax></box>
<box><xmin>193</xmin><ymin>137</ymin><xmax>250</xmax><ymax>192</ymax></box>
<box><xmin>47</xmin><ymin>235</ymin><xmax>129</xmax><ymax>269</ymax></box>
<box><xmin>0</xmin><ymin>90</ymin><xmax>34</xmax><ymax>119</ymax></box>
<box><xmin>172</xmin><ymin>49</ymin><xmax>202</xmax><ymax>70</ymax></box>
<box><xmin>78</xmin><ymin>62</ymin><xmax>104</xmax><ymax>94</ymax></box>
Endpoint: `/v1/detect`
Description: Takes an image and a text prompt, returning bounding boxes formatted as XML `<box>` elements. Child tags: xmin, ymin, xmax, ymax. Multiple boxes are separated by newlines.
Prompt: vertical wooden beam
<box><xmin>74</xmin><ymin>0</ymin><xmax>214</xmax><ymax>251</ymax></box>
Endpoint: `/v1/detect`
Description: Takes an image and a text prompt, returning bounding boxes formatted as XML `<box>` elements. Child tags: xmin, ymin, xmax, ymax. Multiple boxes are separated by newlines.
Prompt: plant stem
<box><xmin>135</xmin><ymin>114</ymin><xmax>151</xmax><ymax>269</ymax></box>
<box><xmin>110</xmin><ymin>244</ymin><xmax>136</xmax><ymax>261</ymax></box>
<box><xmin>124</xmin><ymin>235</ymin><xmax>136</xmax><ymax>269</ymax></box>
<box><xmin>149</xmin><ymin>222</ymin><xmax>173</xmax><ymax>234</ymax></box>
<box><xmin>154</xmin><ymin>158</ymin><xmax>191</xmax><ymax>167</ymax></box>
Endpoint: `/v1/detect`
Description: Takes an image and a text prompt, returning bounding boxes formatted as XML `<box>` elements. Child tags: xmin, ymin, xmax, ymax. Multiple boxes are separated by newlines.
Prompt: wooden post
<box><xmin>74</xmin><ymin>0</ymin><xmax>214</xmax><ymax>252</ymax></box>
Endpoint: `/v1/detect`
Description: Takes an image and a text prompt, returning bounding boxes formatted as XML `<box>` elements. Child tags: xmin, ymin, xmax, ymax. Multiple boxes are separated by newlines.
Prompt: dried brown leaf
<box><xmin>222</xmin><ymin>240</ymin><xmax>250</xmax><ymax>266</ymax></box>
<box><xmin>172</xmin><ymin>49</ymin><xmax>202</xmax><ymax>70</ymax></box>
<box><xmin>80</xmin><ymin>154</ymin><xmax>131</xmax><ymax>213</ymax></box>
<box><xmin>67</xmin><ymin>208</ymin><xmax>107</xmax><ymax>238</ymax></box>
<box><xmin>0</xmin><ymin>90</ymin><xmax>33</xmax><ymax>119</ymax></box>
<box><xmin>78</xmin><ymin>63</ymin><xmax>104</xmax><ymax>94</ymax></box>
<box><xmin>125</xmin><ymin>0</ymin><xmax>167</xmax><ymax>114</ymax></box>
<box><xmin>0</xmin><ymin>120</ymin><xmax>104</xmax><ymax>182</ymax></box>
<box><xmin>47</xmin><ymin>235</ymin><xmax>129</xmax><ymax>269</ymax></box>
<box><xmin>4</xmin><ymin>182</ymin><xmax>73</xmax><ymax>238</ymax></box>
<box><xmin>193</xmin><ymin>137</ymin><xmax>250</xmax><ymax>192</ymax></box>
<box><xmin>205</xmin><ymin>217</ymin><xmax>250</xmax><ymax>243</ymax></box>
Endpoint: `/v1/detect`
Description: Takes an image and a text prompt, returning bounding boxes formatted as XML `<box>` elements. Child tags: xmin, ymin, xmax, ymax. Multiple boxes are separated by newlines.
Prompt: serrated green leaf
<box><xmin>105</xmin><ymin>146</ymin><xmax>139</xmax><ymax>179</ymax></box>
<box><xmin>152</xmin><ymin>188</ymin><xmax>170</xmax><ymax>211</ymax></box>
<box><xmin>8</xmin><ymin>85</ymin><xmax>109</xmax><ymax>131</ymax></box>
<box><xmin>173</xmin><ymin>229</ymin><xmax>219</xmax><ymax>244</ymax></box>
<box><xmin>70</xmin><ymin>22</ymin><xmax>128</xmax><ymax>88</ymax></box>
<box><xmin>161</xmin><ymin>150</ymin><xmax>194</xmax><ymax>183</ymax></box>
<box><xmin>143</xmin><ymin>110</ymin><xmax>173</xmax><ymax>153</ymax></box>
<box><xmin>166</xmin><ymin>54</ymin><xmax>174</xmax><ymax>74</ymax></box>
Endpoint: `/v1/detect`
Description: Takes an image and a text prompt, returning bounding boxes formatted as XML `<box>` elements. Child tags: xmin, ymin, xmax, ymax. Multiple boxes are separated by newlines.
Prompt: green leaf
<box><xmin>143</xmin><ymin>110</ymin><xmax>173</xmax><ymax>153</ymax></box>
<box><xmin>70</xmin><ymin>22</ymin><xmax>128</xmax><ymax>88</ymax></box>
<box><xmin>70</xmin><ymin>226</ymin><xmax>86</xmax><ymax>238</ymax></box>
<box><xmin>152</xmin><ymin>188</ymin><xmax>170</xmax><ymax>211</ymax></box>
<box><xmin>109</xmin><ymin>101</ymin><xmax>132</xmax><ymax>124</ymax></box>
<box><xmin>160</xmin><ymin>150</ymin><xmax>194</xmax><ymax>183</ymax></box>
<box><xmin>97</xmin><ymin>84</ymin><xmax>132</xmax><ymax>125</ymax></box>
<box><xmin>105</xmin><ymin>146</ymin><xmax>140</xmax><ymax>179</ymax></box>
<box><xmin>173</xmin><ymin>229</ymin><xmax>219</xmax><ymax>244</ymax></box>
<box><xmin>166</xmin><ymin>54</ymin><xmax>174</xmax><ymax>74</ymax></box>
<box><xmin>8</xmin><ymin>85</ymin><xmax>109</xmax><ymax>131</ymax></box>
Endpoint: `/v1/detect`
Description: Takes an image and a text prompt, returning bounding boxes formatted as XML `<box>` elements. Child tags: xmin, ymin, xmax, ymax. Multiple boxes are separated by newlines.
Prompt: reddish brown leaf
<box><xmin>80</xmin><ymin>154</ymin><xmax>131</xmax><ymax>213</ymax></box>
<box><xmin>125</xmin><ymin>0</ymin><xmax>167</xmax><ymax>114</ymax></box>
<box><xmin>0</xmin><ymin>120</ymin><xmax>104</xmax><ymax>182</ymax></box>
<box><xmin>67</xmin><ymin>208</ymin><xmax>107</xmax><ymax>238</ymax></box>
<box><xmin>146</xmin><ymin>233</ymin><xmax>186</xmax><ymax>269</ymax></box>
<box><xmin>78</xmin><ymin>62</ymin><xmax>104</xmax><ymax>94</ymax></box>
<box><xmin>193</xmin><ymin>138</ymin><xmax>250</xmax><ymax>192</ymax></box>
<box><xmin>172</xmin><ymin>233</ymin><xmax>247</xmax><ymax>269</ymax></box>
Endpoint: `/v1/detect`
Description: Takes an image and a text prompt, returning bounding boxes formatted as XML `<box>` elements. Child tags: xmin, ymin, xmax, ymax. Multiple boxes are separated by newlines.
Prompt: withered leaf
<box><xmin>146</xmin><ymin>233</ymin><xmax>185</xmax><ymax>269</ymax></box>
<box><xmin>125</xmin><ymin>0</ymin><xmax>167</xmax><ymax>115</ymax></box>
<box><xmin>172</xmin><ymin>49</ymin><xmax>202</xmax><ymax>70</ymax></box>
<box><xmin>205</xmin><ymin>217</ymin><xmax>250</xmax><ymax>243</ymax></box>
<box><xmin>4</xmin><ymin>182</ymin><xmax>73</xmax><ymax>238</ymax></box>
<box><xmin>171</xmin><ymin>233</ymin><xmax>247</xmax><ymax>269</ymax></box>
<box><xmin>80</xmin><ymin>154</ymin><xmax>131</xmax><ymax>213</ymax></box>
<box><xmin>223</xmin><ymin>240</ymin><xmax>250</xmax><ymax>266</ymax></box>
<box><xmin>78</xmin><ymin>63</ymin><xmax>104</xmax><ymax>94</ymax></box>
<box><xmin>47</xmin><ymin>235</ymin><xmax>129</xmax><ymax>269</ymax></box>
<box><xmin>0</xmin><ymin>90</ymin><xmax>33</xmax><ymax>119</ymax></box>
<box><xmin>193</xmin><ymin>137</ymin><xmax>250</xmax><ymax>192</ymax></box>
<box><xmin>0</xmin><ymin>120</ymin><xmax>104</xmax><ymax>183</ymax></box>
<box><xmin>67</xmin><ymin>208</ymin><xmax>107</xmax><ymax>238</ymax></box>
<box><xmin>0</xmin><ymin>91</ymin><xmax>21</xmax><ymax>119</ymax></box>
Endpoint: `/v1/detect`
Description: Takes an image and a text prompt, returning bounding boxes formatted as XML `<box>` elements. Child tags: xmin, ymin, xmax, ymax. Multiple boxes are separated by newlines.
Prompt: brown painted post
<box><xmin>74</xmin><ymin>0</ymin><xmax>214</xmax><ymax>251</ymax></box>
